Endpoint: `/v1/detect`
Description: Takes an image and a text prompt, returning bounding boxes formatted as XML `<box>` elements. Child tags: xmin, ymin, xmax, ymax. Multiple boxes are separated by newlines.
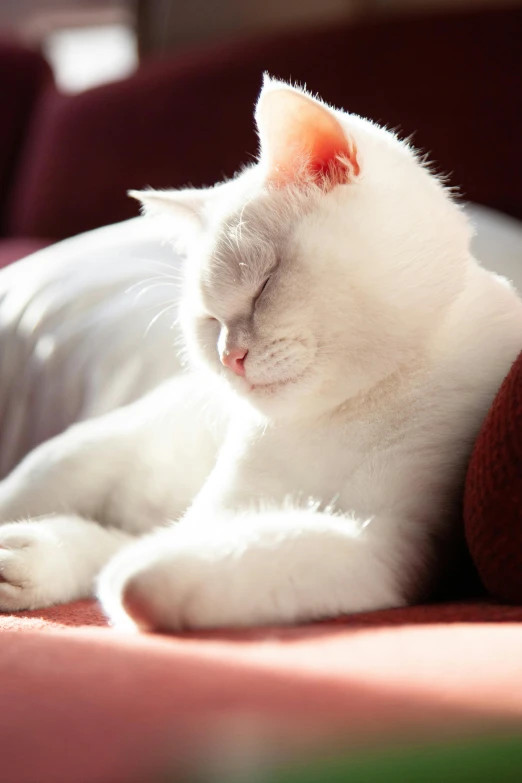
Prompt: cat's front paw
<box><xmin>98</xmin><ymin>530</ymin><xmax>256</xmax><ymax>632</ymax></box>
<box><xmin>0</xmin><ymin>522</ymin><xmax>74</xmax><ymax>611</ymax></box>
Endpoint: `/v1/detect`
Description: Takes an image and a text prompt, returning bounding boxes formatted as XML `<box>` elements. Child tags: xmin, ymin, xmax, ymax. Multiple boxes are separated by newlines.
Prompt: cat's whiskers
<box><xmin>133</xmin><ymin>257</ymin><xmax>183</xmax><ymax>275</ymax></box>
<box><xmin>220</xmin><ymin>233</ymin><xmax>240</xmax><ymax>259</ymax></box>
<box><xmin>132</xmin><ymin>280</ymin><xmax>179</xmax><ymax>303</ymax></box>
<box><xmin>174</xmin><ymin>342</ymin><xmax>190</xmax><ymax>368</ymax></box>
<box><xmin>144</xmin><ymin>302</ymin><xmax>178</xmax><ymax>337</ymax></box>
<box><xmin>126</xmin><ymin>271</ymin><xmax>181</xmax><ymax>296</ymax></box>
<box><xmin>118</xmin><ymin>253</ymin><xmax>184</xmax><ymax>278</ymax></box>
<box><xmin>231</xmin><ymin>204</ymin><xmax>249</xmax><ymax>249</ymax></box>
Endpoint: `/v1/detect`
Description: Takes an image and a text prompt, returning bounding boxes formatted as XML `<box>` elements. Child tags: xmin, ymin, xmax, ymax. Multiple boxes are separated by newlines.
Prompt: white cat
<box><xmin>0</xmin><ymin>77</ymin><xmax>521</xmax><ymax>631</ymax></box>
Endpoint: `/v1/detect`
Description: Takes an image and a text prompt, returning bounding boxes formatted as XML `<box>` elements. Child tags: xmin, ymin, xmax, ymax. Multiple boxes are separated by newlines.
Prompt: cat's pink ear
<box><xmin>255</xmin><ymin>79</ymin><xmax>359</xmax><ymax>188</ymax></box>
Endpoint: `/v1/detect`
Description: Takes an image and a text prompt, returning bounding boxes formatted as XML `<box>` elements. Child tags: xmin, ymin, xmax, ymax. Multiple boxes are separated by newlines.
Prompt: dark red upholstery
<box><xmin>465</xmin><ymin>352</ymin><xmax>522</xmax><ymax>603</ymax></box>
<box><xmin>5</xmin><ymin>5</ymin><xmax>522</xmax><ymax>242</ymax></box>
<box><xmin>0</xmin><ymin>237</ymin><xmax>52</xmax><ymax>268</ymax></box>
<box><xmin>0</xmin><ymin>38</ymin><xmax>52</xmax><ymax>237</ymax></box>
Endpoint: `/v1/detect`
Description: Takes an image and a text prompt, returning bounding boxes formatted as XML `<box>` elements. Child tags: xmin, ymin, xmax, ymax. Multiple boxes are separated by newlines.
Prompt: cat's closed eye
<box><xmin>254</xmin><ymin>276</ymin><xmax>271</xmax><ymax>305</ymax></box>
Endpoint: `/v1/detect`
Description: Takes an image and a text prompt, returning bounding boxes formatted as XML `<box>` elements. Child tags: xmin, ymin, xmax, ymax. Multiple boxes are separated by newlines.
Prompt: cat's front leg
<box><xmin>0</xmin><ymin>374</ymin><xmax>223</xmax><ymax>532</ymax></box>
<box><xmin>0</xmin><ymin>515</ymin><xmax>132</xmax><ymax>611</ymax></box>
<box><xmin>0</xmin><ymin>417</ymin><xmax>132</xmax><ymax>526</ymax></box>
<box><xmin>98</xmin><ymin>506</ymin><xmax>408</xmax><ymax>630</ymax></box>
<box><xmin>0</xmin><ymin>374</ymin><xmax>226</xmax><ymax>612</ymax></box>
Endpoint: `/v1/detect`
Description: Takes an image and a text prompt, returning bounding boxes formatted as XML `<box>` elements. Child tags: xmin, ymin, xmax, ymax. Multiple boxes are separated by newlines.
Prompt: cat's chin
<box><xmin>244</xmin><ymin>374</ymin><xmax>303</xmax><ymax>397</ymax></box>
<box><xmin>250</xmin><ymin>378</ymin><xmax>292</xmax><ymax>394</ymax></box>
<box><xmin>232</xmin><ymin>373</ymin><xmax>320</xmax><ymax>418</ymax></box>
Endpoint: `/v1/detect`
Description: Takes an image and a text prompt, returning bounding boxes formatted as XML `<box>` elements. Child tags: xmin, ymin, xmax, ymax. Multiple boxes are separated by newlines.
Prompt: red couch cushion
<box><xmin>465</xmin><ymin>351</ymin><xmax>522</xmax><ymax>603</ymax></box>
<box><xmin>1</xmin><ymin>599</ymin><xmax>522</xmax><ymax>782</ymax></box>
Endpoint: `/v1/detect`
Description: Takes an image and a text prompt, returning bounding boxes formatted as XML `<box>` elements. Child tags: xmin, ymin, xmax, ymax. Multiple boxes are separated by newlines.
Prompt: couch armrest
<box><xmin>0</xmin><ymin>38</ymin><xmax>53</xmax><ymax>237</ymax></box>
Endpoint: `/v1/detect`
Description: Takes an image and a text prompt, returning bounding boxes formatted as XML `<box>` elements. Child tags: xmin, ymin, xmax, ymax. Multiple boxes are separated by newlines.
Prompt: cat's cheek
<box><xmin>181</xmin><ymin>316</ymin><xmax>219</xmax><ymax>371</ymax></box>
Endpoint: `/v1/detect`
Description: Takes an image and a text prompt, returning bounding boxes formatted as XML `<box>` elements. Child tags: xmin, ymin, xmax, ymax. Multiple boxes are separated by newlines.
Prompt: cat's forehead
<box><xmin>201</xmin><ymin>190</ymin><xmax>295</xmax><ymax>294</ymax></box>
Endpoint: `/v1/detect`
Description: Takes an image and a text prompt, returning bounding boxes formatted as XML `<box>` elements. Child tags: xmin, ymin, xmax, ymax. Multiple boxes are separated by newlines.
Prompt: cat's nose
<box><xmin>221</xmin><ymin>348</ymin><xmax>248</xmax><ymax>376</ymax></box>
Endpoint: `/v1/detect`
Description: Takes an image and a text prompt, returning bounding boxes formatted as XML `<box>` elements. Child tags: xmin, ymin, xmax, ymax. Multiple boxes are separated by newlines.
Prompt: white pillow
<box><xmin>467</xmin><ymin>203</ymin><xmax>522</xmax><ymax>292</ymax></box>
<box><xmin>0</xmin><ymin>204</ymin><xmax>520</xmax><ymax>477</ymax></box>
<box><xmin>0</xmin><ymin>217</ymin><xmax>183</xmax><ymax>476</ymax></box>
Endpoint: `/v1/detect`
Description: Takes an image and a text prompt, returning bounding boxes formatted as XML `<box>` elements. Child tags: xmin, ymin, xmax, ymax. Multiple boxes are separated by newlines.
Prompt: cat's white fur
<box><xmin>0</xmin><ymin>78</ymin><xmax>521</xmax><ymax>630</ymax></box>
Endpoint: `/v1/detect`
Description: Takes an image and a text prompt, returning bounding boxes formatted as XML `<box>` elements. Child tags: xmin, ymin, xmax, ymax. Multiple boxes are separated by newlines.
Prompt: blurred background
<box><xmin>0</xmin><ymin>0</ymin><xmax>521</xmax><ymax>257</ymax></box>
<box><xmin>0</xmin><ymin>0</ymin><xmax>520</xmax><ymax>91</ymax></box>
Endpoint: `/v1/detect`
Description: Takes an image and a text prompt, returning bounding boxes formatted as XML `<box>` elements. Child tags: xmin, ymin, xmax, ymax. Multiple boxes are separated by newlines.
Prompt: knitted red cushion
<box><xmin>464</xmin><ymin>351</ymin><xmax>522</xmax><ymax>603</ymax></box>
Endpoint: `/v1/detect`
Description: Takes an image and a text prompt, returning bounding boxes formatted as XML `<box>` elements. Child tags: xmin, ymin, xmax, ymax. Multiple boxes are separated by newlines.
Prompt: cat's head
<box><xmin>132</xmin><ymin>76</ymin><xmax>472</xmax><ymax>420</ymax></box>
